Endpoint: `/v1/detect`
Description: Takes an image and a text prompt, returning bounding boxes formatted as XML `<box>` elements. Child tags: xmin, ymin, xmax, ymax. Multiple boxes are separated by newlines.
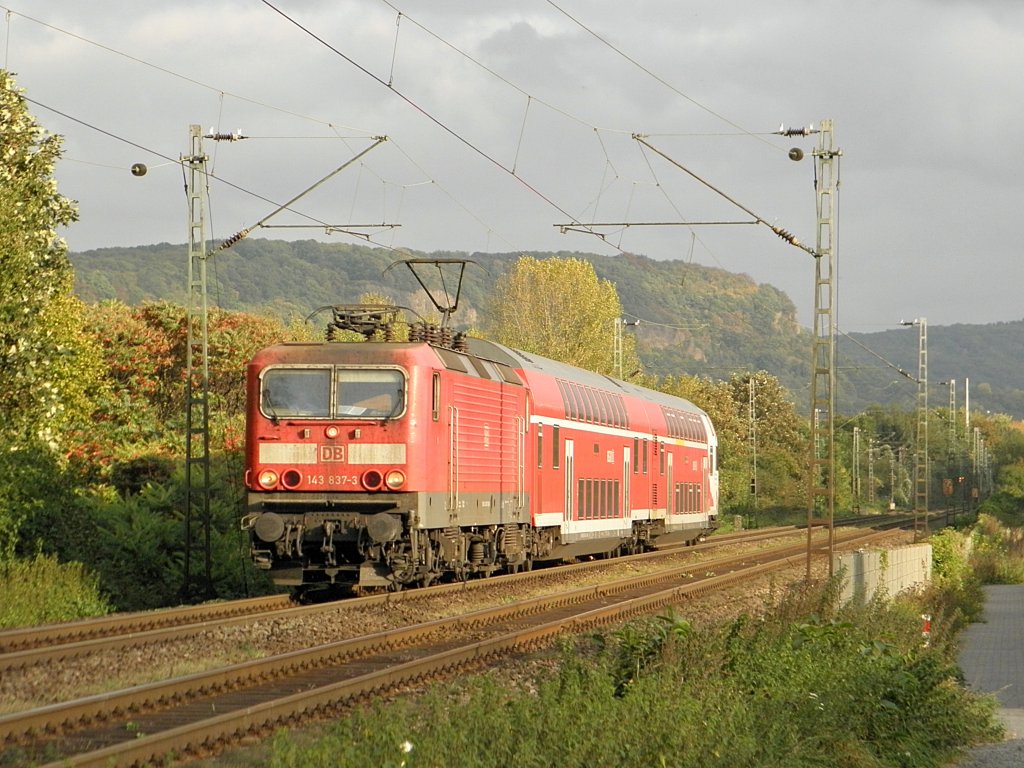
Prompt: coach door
<box><xmin>702</xmin><ymin>456</ymin><xmax>709</xmax><ymax>513</ymax></box>
<box><xmin>667</xmin><ymin>452</ymin><xmax>674</xmax><ymax>517</ymax></box>
<box><xmin>563</xmin><ymin>439</ymin><xmax>575</xmax><ymax>523</ymax></box>
<box><xmin>623</xmin><ymin>445</ymin><xmax>631</xmax><ymax>519</ymax></box>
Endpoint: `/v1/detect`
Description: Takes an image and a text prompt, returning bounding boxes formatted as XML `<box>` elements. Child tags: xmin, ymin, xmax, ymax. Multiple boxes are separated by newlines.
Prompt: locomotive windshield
<box><xmin>336</xmin><ymin>369</ymin><xmax>404</xmax><ymax>417</ymax></box>
<box><xmin>261</xmin><ymin>366</ymin><xmax>405</xmax><ymax>419</ymax></box>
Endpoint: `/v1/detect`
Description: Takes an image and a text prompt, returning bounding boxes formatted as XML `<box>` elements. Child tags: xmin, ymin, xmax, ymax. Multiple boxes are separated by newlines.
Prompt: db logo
<box><xmin>320</xmin><ymin>445</ymin><xmax>346</xmax><ymax>463</ymax></box>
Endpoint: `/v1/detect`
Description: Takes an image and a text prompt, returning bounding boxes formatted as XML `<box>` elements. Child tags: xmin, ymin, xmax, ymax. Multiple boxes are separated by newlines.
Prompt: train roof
<box><xmin>464</xmin><ymin>337</ymin><xmax>708</xmax><ymax>420</ymax></box>
<box><xmin>248</xmin><ymin>337</ymin><xmax>710</xmax><ymax>425</ymax></box>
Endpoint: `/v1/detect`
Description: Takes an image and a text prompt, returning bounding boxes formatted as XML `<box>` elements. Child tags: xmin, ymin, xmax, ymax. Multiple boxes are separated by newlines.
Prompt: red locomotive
<box><xmin>242</xmin><ymin>304</ymin><xmax>718</xmax><ymax>597</ymax></box>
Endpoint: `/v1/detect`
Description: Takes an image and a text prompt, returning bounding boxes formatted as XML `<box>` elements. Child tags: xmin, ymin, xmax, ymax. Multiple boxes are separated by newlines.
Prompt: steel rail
<box><xmin>0</xmin><ymin>595</ymin><xmax>292</xmax><ymax>655</ymax></box>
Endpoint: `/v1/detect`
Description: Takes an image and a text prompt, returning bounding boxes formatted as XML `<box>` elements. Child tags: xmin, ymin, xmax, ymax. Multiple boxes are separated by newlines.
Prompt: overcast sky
<box><xmin>4</xmin><ymin>1</ymin><xmax>1021</xmax><ymax>333</ymax></box>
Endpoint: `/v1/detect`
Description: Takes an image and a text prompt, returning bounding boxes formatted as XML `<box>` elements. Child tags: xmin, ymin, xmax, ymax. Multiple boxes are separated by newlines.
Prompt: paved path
<box><xmin>958</xmin><ymin>584</ymin><xmax>1024</xmax><ymax>738</ymax></box>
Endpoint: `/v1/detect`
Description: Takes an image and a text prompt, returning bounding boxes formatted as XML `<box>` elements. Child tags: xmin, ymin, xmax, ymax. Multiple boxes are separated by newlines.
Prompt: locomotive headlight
<box><xmin>385</xmin><ymin>469</ymin><xmax>406</xmax><ymax>490</ymax></box>
<box><xmin>324</xmin><ymin>425</ymin><xmax>340</xmax><ymax>439</ymax></box>
<box><xmin>257</xmin><ymin>469</ymin><xmax>279</xmax><ymax>489</ymax></box>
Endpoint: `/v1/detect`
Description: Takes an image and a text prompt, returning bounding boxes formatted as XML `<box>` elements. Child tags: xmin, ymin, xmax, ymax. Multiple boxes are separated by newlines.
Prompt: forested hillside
<box><xmin>837</xmin><ymin>321</ymin><xmax>1024</xmax><ymax>419</ymax></box>
<box><xmin>71</xmin><ymin>238</ymin><xmax>812</xmax><ymax>395</ymax></box>
<box><xmin>71</xmin><ymin>238</ymin><xmax>1024</xmax><ymax>417</ymax></box>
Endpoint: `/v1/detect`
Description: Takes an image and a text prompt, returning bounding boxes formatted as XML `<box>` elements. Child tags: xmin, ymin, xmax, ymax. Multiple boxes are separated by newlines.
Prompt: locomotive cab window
<box><xmin>336</xmin><ymin>368</ymin><xmax>405</xmax><ymax>418</ymax></box>
<box><xmin>261</xmin><ymin>367</ymin><xmax>331</xmax><ymax>418</ymax></box>
<box><xmin>260</xmin><ymin>366</ymin><xmax>405</xmax><ymax>420</ymax></box>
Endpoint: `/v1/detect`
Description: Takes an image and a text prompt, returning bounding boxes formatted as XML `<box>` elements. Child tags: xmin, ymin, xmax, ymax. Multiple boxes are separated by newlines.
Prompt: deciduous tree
<box><xmin>484</xmin><ymin>256</ymin><xmax>639</xmax><ymax>376</ymax></box>
<box><xmin>0</xmin><ymin>70</ymin><xmax>81</xmax><ymax>442</ymax></box>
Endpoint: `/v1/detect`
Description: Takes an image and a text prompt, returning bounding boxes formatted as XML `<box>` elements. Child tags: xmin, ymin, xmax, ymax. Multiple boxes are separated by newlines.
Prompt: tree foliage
<box><xmin>0</xmin><ymin>75</ymin><xmax>119</xmax><ymax>623</ymax></box>
<box><xmin>67</xmin><ymin>301</ymin><xmax>291</xmax><ymax>475</ymax></box>
<box><xmin>484</xmin><ymin>255</ymin><xmax>639</xmax><ymax>376</ymax></box>
<box><xmin>659</xmin><ymin>370</ymin><xmax>808</xmax><ymax>516</ymax></box>
<box><xmin>0</xmin><ymin>72</ymin><xmax>96</xmax><ymax>569</ymax></box>
<box><xmin>0</xmin><ymin>70</ymin><xmax>81</xmax><ymax>442</ymax></box>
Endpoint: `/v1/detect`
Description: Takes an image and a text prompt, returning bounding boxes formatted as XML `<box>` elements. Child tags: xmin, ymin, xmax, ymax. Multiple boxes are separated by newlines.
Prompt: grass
<box><xmin>0</xmin><ymin>552</ymin><xmax>110</xmax><ymax>628</ymax></box>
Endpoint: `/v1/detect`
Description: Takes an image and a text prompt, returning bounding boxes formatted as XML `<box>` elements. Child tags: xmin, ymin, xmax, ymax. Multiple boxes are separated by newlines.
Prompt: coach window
<box><xmin>580</xmin><ymin>386</ymin><xmax>594</xmax><ymax>422</ymax></box>
<box><xmin>562</xmin><ymin>383</ymin><xmax>577</xmax><ymax>419</ymax></box>
<box><xmin>537</xmin><ymin>425</ymin><xmax>544</xmax><ymax>468</ymax></box>
<box><xmin>613</xmin><ymin>396</ymin><xmax>628</xmax><ymax>428</ymax></box>
<box><xmin>633</xmin><ymin>438</ymin><xmax>639</xmax><ymax>474</ymax></box>
<box><xmin>589</xmin><ymin>391</ymin><xmax>601</xmax><ymax>424</ymax></box>
<box><xmin>594</xmin><ymin>390</ymin><xmax>607</xmax><ymax>425</ymax></box>
<box><xmin>569</xmin><ymin>385</ymin><xmax>583</xmax><ymax>422</ymax></box>
<box><xmin>642</xmin><ymin>439</ymin><xmax>648</xmax><ymax>474</ymax></box>
<box><xmin>552</xmin><ymin>425</ymin><xmax>560</xmax><ymax>469</ymax></box>
<box><xmin>261</xmin><ymin>367</ymin><xmax>331</xmax><ymax>418</ymax></box>
<box><xmin>561</xmin><ymin>383</ymin><xmax>575</xmax><ymax>420</ymax></box>
<box><xmin>335</xmin><ymin>368</ymin><xmax>405</xmax><ymax>418</ymax></box>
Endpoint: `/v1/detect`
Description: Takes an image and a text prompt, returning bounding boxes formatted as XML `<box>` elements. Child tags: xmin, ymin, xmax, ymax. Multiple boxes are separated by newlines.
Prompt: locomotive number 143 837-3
<box><xmin>305</xmin><ymin>474</ymin><xmax>362</xmax><ymax>487</ymax></box>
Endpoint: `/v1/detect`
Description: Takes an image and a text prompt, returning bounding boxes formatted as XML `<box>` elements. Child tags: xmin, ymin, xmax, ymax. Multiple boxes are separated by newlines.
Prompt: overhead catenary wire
<box><xmin>12</xmin><ymin>0</ymin><xmax>813</xmax><ymax>325</ymax></box>
<box><xmin>3</xmin><ymin>0</ymin><xmax>598</xmax><ymax>257</ymax></box>
<box><xmin>839</xmin><ymin>329</ymin><xmax>918</xmax><ymax>383</ymax></box>
<box><xmin>621</xmin><ymin>311</ymin><xmax>707</xmax><ymax>332</ymax></box>
<box><xmin>258</xmin><ymin>0</ymin><xmax>604</xmax><ymax>246</ymax></box>
<box><xmin>545</xmin><ymin>0</ymin><xmax>782</xmax><ymax>153</ymax></box>
<box><xmin>633</xmin><ymin>134</ymin><xmax>817</xmax><ymax>257</ymax></box>
<box><xmin>0</xmin><ymin>5</ymin><xmax>375</xmax><ymax>135</ymax></box>
<box><xmin>23</xmin><ymin>96</ymin><xmax>396</xmax><ymax>247</ymax></box>
<box><xmin>212</xmin><ymin>136</ymin><xmax>389</xmax><ymax>253</ymax></box>
<box><xmin>1</xmin><ymin>4</ymin><xmax>439</xmax><ymax>255</ymax></box>
<box><xmin>370</xmin><ymin>0</ymin><xmax>797</xmax><ymax>259</ymax></box>
<box><xmin>376</xmin><ymin>0</ymin><xmax>600</xmax><ymax>132</ymax></box>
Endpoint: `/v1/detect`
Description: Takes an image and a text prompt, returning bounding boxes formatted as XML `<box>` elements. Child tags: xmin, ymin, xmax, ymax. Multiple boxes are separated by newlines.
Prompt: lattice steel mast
<box><xmin>183</xmin><ymin>124</ymin><xmax>212</xmax><ymax>600</ymax></box>
<box><xmin>806</xmin><ymin>119</ymin><xmax>840</xmax><ymax>580</ymax></box>
<box><xmin>906</xmin><ymin>318</ymin><xmax>928</xmax><ymax>536</ymax></box>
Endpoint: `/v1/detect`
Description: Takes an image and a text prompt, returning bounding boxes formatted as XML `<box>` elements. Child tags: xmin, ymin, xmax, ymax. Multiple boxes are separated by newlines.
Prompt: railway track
<box><xmin>0</xmin><ymin>524</ymin><xmax>818</xmax><ymax>674</ymax></box>
<box><xmin>0</xmin><ymin>524</ymin><xmax>908</xmax><ymax>767</ymax></box>
<box><xmin>0</xmin><ymin>517</ymin><xmax>907</xmax><ymax>674</ymax></box>
<box><xmin>0</xmin><ymin>594</ymin><xmax>292</xmax><ymax>657</ymax></box>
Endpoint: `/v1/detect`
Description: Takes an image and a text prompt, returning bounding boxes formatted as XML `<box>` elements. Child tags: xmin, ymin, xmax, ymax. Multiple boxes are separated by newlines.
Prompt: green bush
<box><xmin>0</xmin><ymin>553</ymin><xmax>110</xmax><ymax>628</ymax></box>
<box><xmin>927</xmin><ymin>527</ymin><xmax>985</xmax><ymax>625</ymax></box>
<box><xmin>969</xmin><ymin>514</ymin><xmax>1024</xmax><ymax>585</ymax></box>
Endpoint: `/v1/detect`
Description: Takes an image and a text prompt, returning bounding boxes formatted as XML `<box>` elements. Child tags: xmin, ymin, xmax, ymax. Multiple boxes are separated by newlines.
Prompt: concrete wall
<box><xmin>833</xmin><ymin>543</ymin><xmax>932</xmax><ymax>604</ymax></box>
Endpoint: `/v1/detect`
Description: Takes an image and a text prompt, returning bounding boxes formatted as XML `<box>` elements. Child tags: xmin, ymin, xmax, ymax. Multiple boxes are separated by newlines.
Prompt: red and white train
<box><xmin>242</xmin><ymin>307</ymin><xmax>718</xmax><ymax>596</ymax></box>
